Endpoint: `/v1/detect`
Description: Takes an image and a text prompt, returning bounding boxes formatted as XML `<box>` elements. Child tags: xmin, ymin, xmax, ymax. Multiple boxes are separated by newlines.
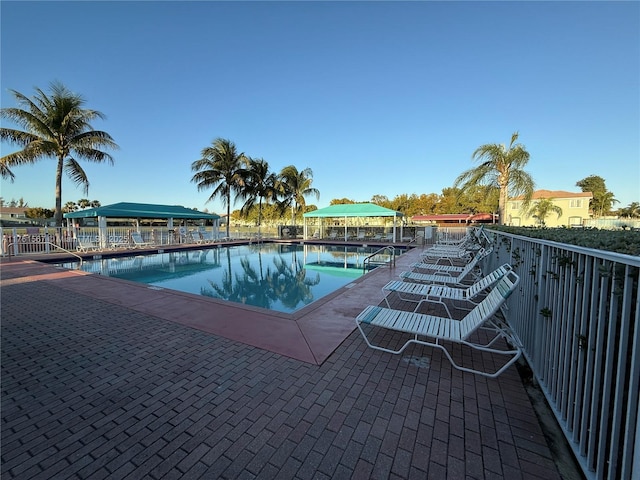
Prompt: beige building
<box><xmin>506</xmin><ymin>190</ymin><xmax>593</xmax><ymax>227</ymax></box>
<box><xmin>0</xmin><ymin>206</ymin><xmax>31</xmax><ymax>225</ymax></box>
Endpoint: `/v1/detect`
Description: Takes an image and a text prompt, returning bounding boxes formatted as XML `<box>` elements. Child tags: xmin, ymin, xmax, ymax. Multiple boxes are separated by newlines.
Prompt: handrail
<box><xmin>5</xmin><ymin>241</ymin><xmax>84</xmax><ymax>267</ymax></box>
<box><xmin>363</xmin><ymin>246</ymin><xmax>396</xmax><ymax>272</ymax></box>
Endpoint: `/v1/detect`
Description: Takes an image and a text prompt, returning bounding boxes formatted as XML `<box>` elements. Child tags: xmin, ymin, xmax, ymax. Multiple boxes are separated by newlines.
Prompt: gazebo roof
<box><xmin>303</xmin><ymin>203</ymin><xmax>403</xmax><ymax>218</ymax></box>
<box><xmin>63</xmin><ymin>202</ymin><xmax>220</xmax><ymax>220</ymax></box>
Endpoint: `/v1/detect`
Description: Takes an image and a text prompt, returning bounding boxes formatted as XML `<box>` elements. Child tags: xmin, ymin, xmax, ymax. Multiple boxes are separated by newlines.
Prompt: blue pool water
<box><xmin>57</xmin><ymin>243</ymin><xmax>398</xmax><ymax>313</ymax></box>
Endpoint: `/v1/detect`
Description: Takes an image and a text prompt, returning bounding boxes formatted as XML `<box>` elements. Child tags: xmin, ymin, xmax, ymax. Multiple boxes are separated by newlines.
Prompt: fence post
<box><xmin>45</xmin><ymin>226</ymin><xmax>51</xmax><ymax>254</ymax></box>
<box><xmin>12</xmin><ymin>228</ymin><xmax>19</xmax><ymax>256</ymax></box>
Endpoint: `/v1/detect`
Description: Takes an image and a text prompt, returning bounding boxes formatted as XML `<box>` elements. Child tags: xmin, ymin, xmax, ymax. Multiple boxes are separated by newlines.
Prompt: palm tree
<box><xmin>0</xmin><ymin>81</ymin><xmax>118</xmax><ymax>225</ymax></box>
<box><xmin>527</xmin><ymin>198</ymin><xmax>563</xmax><ymax>226</ymax></box>
<box><xmin>239</xmin><ymin>157</ymin><xmax>278</xmax><ymax>233</ymax></box>
<box><xmin>63</xmin><ymin>201</ymin><xmax>78</xmax><ymax>213</ymax></box>
<box><xmin>454</xmin><ymin>132</ymin><xmax>534</xmax><ymax>225</ymax></box>
<box><xmin>596</xmin><ymin>191</ymin><xmax>618</xmax><ymax>217</ymax></box>
<box><xmin>191</xmin><ymin>138</ymin><xmax>247</xmax><ymax>238</ymax></box>
<box><xmin>277</xmin><ymin>166</ymin><xmax>320</xmax><ymax>226</ymax></box>
<box><xmin>619</xmin><ymin>202</ymin><xmax>640</xmax><ymax>218</ymax></box>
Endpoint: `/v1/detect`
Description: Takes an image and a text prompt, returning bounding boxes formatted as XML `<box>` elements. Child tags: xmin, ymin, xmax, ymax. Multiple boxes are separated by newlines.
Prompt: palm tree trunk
<box><xmin>498</xmin><ymin>185</ymin><xmax>508</xmax><ymax>225</ymax></box>
<box><xmin>226</xmin><ymin>192</ymin><xmax>231</xmax><ymax>238</ymax></box>
<box><xmin>54</xmin><ymin>155</ymin><xmax>64</xmax><ymax>226</ymax></box>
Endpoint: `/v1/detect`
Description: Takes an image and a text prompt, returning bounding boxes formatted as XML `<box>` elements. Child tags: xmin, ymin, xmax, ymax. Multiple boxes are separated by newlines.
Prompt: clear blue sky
<box><xmin>1</xmin><ymin>1</ymin><xmax>639</xmax><ymax>215</ymax></box>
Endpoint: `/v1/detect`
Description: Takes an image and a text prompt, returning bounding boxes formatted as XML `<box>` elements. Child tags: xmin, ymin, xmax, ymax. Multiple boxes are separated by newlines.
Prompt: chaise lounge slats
<box><xmin>356</xmin><ymin>271</ymin><xmax>522</xmax><ymax>378</ymax></box>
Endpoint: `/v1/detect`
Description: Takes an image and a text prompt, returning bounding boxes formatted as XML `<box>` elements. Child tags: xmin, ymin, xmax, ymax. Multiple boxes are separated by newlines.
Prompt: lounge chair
<box><xmin>412</xmin><ymin>247</ymin><xmax>492</xmax><ymax>272</ymax></box>
<box><xmin>108</xmin><ymin>235</ymin><xmax>129</xmax><ymax>249</ymax></box>
<box><xmin>75</xmin><ymin>235</ymin><xmax>100</xmax><ymax>252</ymax></box>
<box><xmin>427</xmin><ymin>226</ymin><xmax>488</xmax><ymax>254</ymax></box>
<box><xmin>131</xmin><ymin>232</ymin><xmax>153</xmax><ymax>248</ymax></box>
<box><xmin>400</xmin><ymin>252</ymin><xmax>482</xmax><ymax>285</ymax></box>
<box><xmin>384</xmin><ymin>233</ymin><xmax>394</xmax><ymax>242</ymax></box>
<box><xmin>352</xmin><ymin>231</ymin><xmax>366</xmax><ymax>241</ymax></box>
<box><xmin>383</xmin><ymin>264</ymin><xmax>513</xmax><ymax>315</ymax></box>
<box><xmin>190</xmin><ymin>230</ymin><xmax>215</xmax><ymax>244</ymax></box>
<box><xmin>328</xmin><ymin>230</ymin><xmax>339</xmax><ymax>240</ymax></box>
<box><xmin>356</xmin><ymin>270</ymin><xmax>522</xmax><ymax>378</ymax></box>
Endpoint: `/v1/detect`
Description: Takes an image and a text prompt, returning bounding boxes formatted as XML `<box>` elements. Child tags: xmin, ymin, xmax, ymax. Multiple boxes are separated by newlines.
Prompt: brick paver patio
<box><xmin>1</xmin><ymin>249</ymin><xmax>562</xmax><ymax>479</ymax></box>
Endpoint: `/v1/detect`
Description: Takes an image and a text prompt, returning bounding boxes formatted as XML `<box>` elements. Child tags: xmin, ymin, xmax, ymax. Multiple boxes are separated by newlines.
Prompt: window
<box><xmin>510</xmin><ymin>201</ymin><xmax>522</xmax><ymax>210</ymax></box>
<box><xmin>570</xmin><ymin>199</ymin><xmax>583</xmax><ymax>208</ymax></box>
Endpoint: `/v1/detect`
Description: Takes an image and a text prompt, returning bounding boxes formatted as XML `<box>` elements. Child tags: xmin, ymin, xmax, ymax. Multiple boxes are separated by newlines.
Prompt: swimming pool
<box><xmin>56</xmin><ymin>243</ymin><xmax>398</xmax><ymax>313</ymax></box>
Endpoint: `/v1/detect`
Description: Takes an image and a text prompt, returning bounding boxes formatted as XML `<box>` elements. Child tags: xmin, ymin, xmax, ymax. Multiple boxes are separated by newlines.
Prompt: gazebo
<box><xmin>302</xmin><ymin>203</ymin><xmax>404</xmax><ymax>241</ymax></box>
<box><xmin>63</xmin><ymin>202</ymin><xmax>220</xmax><ymax>248</ymax></box>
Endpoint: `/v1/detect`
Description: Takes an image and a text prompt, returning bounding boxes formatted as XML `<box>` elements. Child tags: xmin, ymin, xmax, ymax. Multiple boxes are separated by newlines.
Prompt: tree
<box><xmin>239</xmin><ymin>157</ymin><xmax>278</xmax><ymax>229</ymax></box>
<box><xmin>277</xmin><ymin>166</ymin><xmax>319</xmax><ymax>225</ymax></box>
<box><xmin>25</xmin><ymin>207</ymin><xmax>54</xmax><ymax>220</ymax></box>
<box><xmin>576</xmin><ymin>175</ymin><xmax>618</xmax><ymax>217</ymax></box>
<box><xmin>618</xmin><ymin>202</ymin><xmax>640</xmax><ymax>218</ymax></box>
<box><xmin>77</xmin><ymin>198</ymin><xmax>91</xmax><ymax>209</ymax></box>
<box><xmin>90</xmin><ymin>199</ymin><xmax>101</xmax><ymax>208</ymax></box>
<box><xmin>454</xmin><ymin>132</ymin><xmax>534</xmax><ymax>225</ymax></box>
<box><xmin>370</xmin><ymin>195</ymin><xmax>391</xmax><ymax>209</ymax></box>
<box><xmin>0</xmin><ymin>81</ymin><xmax>118</xmax><ymax>225</ymax></box>
<box><xmin>63</xmin><ymin>201</ymin><xmax>78</xmax><ymax>213</ymax></box>
<box><xmin>436</xmin><ymin>187</ymin><xmax>466</xmax><ymax>214</ymax></box>
<box><xmin>527</xmin><ymin>198</ymin><xmax>563</xmax><ymax>226</ymax></box>
<box><xmin>330</xmin><ymin>198</ymin><xmax>356</xmax><ymax>205</ymax></box>
<box><xmin>191</xmin><ymin>138</ymin><xmax>247</xmax><ymax>239</ymax></box>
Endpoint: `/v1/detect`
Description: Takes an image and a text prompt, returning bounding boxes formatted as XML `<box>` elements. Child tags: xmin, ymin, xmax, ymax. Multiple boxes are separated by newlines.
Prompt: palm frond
<box><xmin>64</xmin><ymin>157</ymin><xmax>90</xmax><ymax>194</ymax></box>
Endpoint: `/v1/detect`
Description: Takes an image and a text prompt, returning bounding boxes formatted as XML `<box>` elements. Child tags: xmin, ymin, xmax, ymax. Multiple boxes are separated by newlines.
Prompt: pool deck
<box><xmin>1</xmin><ymin>243</ymin><xmax>563</xmax><ymax>479</ymax></box>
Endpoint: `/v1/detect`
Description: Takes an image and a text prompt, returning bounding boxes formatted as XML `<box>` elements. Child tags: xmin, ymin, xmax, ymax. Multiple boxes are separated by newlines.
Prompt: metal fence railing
<box><xmin>0</xmin><ymin>226</ymin><xmax>273</xmax><ymax>256</ymax></box>
<box><xmin>483</xmin><ymin>229</ymin><xmax>639</xmax><ymax>480</ymax></box>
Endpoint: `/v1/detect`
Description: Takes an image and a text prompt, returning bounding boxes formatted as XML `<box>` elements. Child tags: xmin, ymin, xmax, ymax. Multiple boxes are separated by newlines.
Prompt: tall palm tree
<box><xmin>63</xmin><ymin>201</ymin><xmax>78</xmax><ymax>213</ymax></box>
<box><xmin>527</xmin><ymin>198</ymin><xmax>563</xmax><ymax>226</ymax></box>
<box><xmin>278</xmin><ymin>166</ymin><xmax>320</xmax><ymax>226</ymax></box>
<box><xmin>619</xmin><ymin>202</ymin><xmax>640</xmax><ymax>218</ymax></box>
<box><xmin>191</xmin><ymin>138</ymin><xmax>246</xmax><ymax>238</ymax></box>
<box><xmin>454</xmin><ymin>132</ymin><xmax>534</xmax><ymax>225</ymax></box>
<box><xmin>239</xmin><ymin>157</ymin><xmax>278</xmax><ymax>232</ymax></box>
<box><xmin>0</xmin><ymin>81</ymin><xmax>118</xmax><ymax>225</ymax></box>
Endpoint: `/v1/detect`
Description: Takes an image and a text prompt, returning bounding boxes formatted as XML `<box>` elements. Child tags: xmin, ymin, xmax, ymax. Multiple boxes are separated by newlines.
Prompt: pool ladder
<box><xmin>363</xmin><ymin>246</ymin><xmax>396</xmax><ymax>272</ymax></box>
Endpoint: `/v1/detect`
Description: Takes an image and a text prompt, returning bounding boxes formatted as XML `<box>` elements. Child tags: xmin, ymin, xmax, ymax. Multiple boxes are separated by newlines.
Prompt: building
<box><xmin>411</xmin><ymin>213</ymin><xmax>498</xmax><ymax>226</ymax></box>
<box><xmin>0</xmin><ymin>206</ymin><xmax>32</xmax><ymax>226</ymax></box>
<box><xmin>506</xmin><ymin>190</ymin><xmax>592</xmax><ymax>227</ymax></box>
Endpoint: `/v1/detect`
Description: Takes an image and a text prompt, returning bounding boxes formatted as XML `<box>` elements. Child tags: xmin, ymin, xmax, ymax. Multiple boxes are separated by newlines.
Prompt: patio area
<box><xmin>1</xmin><ymin>246</ymin><xmax>564</xmax><ymax>479</ymax></box>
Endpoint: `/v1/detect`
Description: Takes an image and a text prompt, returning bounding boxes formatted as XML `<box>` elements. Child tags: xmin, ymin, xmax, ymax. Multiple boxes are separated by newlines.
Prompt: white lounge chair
<box><xmin>426</xmin><ymin>226</ymin><xmax>488</xmax><ymax>255</ymax></box>
<box><xmin>131</xmin><ymin>232</ymin><xmax>153</xmax><ymax>248</ymax></box>
<box><xmin>412</xmin><ymin>247</ymin><xmax>491</xmax><ymax>271</ymax></box>
<box><xmin>351</xmin><ymin>231</ymin><xmax>366</xmax><ymax>241</ymax></box>
<box><xmin>190</xmin><ymin>230</ymin><xmax>215</xmax><ymax>244</ymax></box>
<box><xmin>401</xmin><ymin>250</ymin><xmax>487</xmax><ymax>285</ymax></box>
<box><xmin>356</xmin><ymin>270</ymin><xmax>522</xmax><ymax>378</ymax></box>
<box><xmin>75</xmin><ymin>235</ymin><xmax>100</xmax><ymax>252</ymax></box>
<box><xmin>383</xmin><ymin>264</ymin><xmax>513</xmax><ymax>315</ymax></box>
<box><xmin>108</xmin><ymin>235</ymin><xmax>129</xmax><ymax>249</ymax></box>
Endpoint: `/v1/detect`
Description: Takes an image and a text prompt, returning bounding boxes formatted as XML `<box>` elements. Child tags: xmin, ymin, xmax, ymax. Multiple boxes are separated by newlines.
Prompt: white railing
<box><xmin>484</xmin><ymin>229</ymin><xmax>639</xmax><ymax>480</ymax></box>
<box><xmin>0</xmin><ymin>226</ymin><xmax>225</xmax><ymax>255</ymax></box>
